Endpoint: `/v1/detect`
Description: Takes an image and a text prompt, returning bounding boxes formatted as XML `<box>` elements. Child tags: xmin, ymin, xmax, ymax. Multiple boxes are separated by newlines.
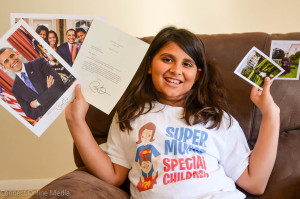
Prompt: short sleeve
<box><xmin>220</xmin><ymin>116</ymin><xmax>251</xmax><ymax>182</ymax></box>
<box><xmin>100</xmin><ymin>113</ymin><xmax>132</xmax><ymax>169</ymax></box>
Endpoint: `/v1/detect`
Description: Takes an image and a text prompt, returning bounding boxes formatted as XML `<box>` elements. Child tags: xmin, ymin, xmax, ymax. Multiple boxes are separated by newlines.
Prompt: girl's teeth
<box><xmin>168</xmin><ymin>79</ymin><xmax>180</xmax><ymax>84</ymax></box>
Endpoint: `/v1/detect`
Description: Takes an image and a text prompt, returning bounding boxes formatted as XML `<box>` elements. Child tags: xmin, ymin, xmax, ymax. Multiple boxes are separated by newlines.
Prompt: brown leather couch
<box><xmin>32</xmin><ymin>32</ymin><xmax>300</xmax><ymax>199</ymax></box>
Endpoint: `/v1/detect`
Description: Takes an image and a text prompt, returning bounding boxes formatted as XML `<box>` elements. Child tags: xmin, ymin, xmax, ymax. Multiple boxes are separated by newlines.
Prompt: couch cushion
<box><xmin>244</xmin><ymin>129</ymin><xmax>300</xmax><ymax>199</ymax></box>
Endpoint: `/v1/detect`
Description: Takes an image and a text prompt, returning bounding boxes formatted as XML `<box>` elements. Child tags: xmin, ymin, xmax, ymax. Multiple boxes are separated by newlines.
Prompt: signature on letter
<box><xmin>56</xmin><ymin>97</ymin><xmax>71</xmax><ymax>110</ymax></box>
<box><xmin>89</xmin><ymin>80</ymin><xmax>110</xmax><ymax>96</ymax></box>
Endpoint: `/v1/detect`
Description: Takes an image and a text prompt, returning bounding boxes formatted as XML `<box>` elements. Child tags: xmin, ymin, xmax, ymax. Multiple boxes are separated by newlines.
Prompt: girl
<box><xmin>66</xmin><ymin>27</ymin><xmax>280</xmax><ymax>199</ymax></box>
<box><xmin>48</xmin><ymin>30</ymin><xmax>59</xmax><ymax>52</ymax></box>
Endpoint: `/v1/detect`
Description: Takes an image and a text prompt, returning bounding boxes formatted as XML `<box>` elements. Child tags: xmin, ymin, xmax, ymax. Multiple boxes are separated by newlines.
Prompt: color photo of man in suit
<box><xmin>57</xmin><ymin>29</ymin><xmax>76</xmax><ymax>67</ymax></box>
<box><xmin>0</xmin><ymin>47</ymin><xmax>66</xmax><ymax>120</ymax></box>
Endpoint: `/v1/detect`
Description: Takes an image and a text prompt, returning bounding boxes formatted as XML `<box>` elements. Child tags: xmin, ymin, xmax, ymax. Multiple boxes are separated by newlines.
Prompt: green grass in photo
<box><xmin>247</xmin><ymin>58</ymin><xmax>281</xmax><ymax>87</ymax></box>
<box><xmin>278</xmin><ymin>64</ymin><xmax>299</xmax><ymax>78</ymax></box>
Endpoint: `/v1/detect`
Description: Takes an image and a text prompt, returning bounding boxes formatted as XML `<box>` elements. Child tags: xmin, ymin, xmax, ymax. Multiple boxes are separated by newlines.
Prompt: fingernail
<box><xmin>78</xmin><ymin>84</ymin><xmax>81</xmax><ymax>89</ymax></box>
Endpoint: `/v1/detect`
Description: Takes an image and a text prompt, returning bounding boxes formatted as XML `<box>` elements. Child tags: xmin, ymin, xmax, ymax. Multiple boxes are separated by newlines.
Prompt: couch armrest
<box><xmin>31</xmin><ymin>167</ymin><xmax>129</xmax><ymax>199</ymax></box>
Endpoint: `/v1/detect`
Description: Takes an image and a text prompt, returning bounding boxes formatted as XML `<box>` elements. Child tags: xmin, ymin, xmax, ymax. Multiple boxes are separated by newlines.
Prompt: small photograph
<box><xmin>0</xmin><ymin>19</ymin><xmax>79</xmax><ymax>136</ymax></box>
<box><xmin>11</xmin><ymin>13</ymin><xmax>106</xmax><ymax>67</ymax></box>
<box><xmin>270</xmin><ymin>40</ymin><xmax>300</xmax><ymax>80</ymax></box>
<box><xmin>234</xmin><ymin>47</ymin><xmax>284</xmax><ymax>90</ymax></box>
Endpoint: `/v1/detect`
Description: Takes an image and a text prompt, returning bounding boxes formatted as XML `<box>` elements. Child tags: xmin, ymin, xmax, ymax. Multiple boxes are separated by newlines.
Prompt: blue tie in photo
<box><xmin>21</xmin><ymin>72</ymin><xmax>39</xmax><ymax>94</ymax></box>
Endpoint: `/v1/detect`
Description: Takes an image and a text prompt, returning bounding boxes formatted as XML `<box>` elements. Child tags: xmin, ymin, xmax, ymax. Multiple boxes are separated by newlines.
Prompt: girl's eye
<box><xmin>183</xmin><ymin>62</ymin><xmax>193</xmax><ymax>67</ymax></box>
<box><xmin>162</xmin><ymin>58</ymin><xmax>172</xmax><ymax>63</ymax></box>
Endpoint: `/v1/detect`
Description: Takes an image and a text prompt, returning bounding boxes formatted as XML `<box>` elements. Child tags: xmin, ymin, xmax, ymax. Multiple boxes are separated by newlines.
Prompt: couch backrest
<box><xmin>74</xmin><ymin>32</ymin><xmax>300</xmax><ymax>168</ymax></box>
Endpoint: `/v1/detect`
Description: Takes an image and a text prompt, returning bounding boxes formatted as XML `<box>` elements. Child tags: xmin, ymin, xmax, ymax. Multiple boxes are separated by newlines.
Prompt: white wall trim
<box><xmin>0</xmin><ymin>178</ymin><xmax>54</xmax><ymax>191</ymax></box>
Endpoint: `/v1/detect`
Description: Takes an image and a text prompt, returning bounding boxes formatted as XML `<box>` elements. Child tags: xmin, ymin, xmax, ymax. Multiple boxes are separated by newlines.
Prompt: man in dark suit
<box><xmin>57</xmin><ymin>29</ymin><xmax>76</xmax><ymax>66</ymax></box>
<box><xmin>0</xmin><ymin>47</ymin><xmax>66</xmax><ymax>120</ymax></box>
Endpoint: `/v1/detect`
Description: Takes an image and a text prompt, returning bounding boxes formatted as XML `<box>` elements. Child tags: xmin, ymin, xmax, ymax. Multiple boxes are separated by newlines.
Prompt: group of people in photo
<box><xmin>0</xmin><ymin>24</ymin><xmax>85</xmax><ymax>124</ymax></box>
<box><xmin>35</xmin><ymin>24</ymin><xmax>87</xmax><ymax>66</ymax></box>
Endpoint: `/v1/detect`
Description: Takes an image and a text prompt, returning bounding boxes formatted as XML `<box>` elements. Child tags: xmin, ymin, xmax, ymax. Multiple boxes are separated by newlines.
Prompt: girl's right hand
<box><xmin>65</xmin><ymin>84</ymin><xmax>89</xmax><ymax>124</ymax></box>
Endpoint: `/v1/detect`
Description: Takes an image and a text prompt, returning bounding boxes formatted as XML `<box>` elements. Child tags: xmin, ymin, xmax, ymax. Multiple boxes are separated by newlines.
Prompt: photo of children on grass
<box><xmin>270</xmin><ymin>40</ymin><xmax>300</xmax><ymax>80</ymax></box>
<box><xmin>234</xmin><ymin>47</ymin><xmax>284</xmax><ymax>90</ymax></box>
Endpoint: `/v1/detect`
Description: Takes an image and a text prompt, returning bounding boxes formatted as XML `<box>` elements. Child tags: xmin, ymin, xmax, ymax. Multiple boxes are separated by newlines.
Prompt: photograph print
<box><xmin>234</xmin><ymin>47</ymin><xmax>284</xmax><ymax>90</ymax></box>
<box><xmin>270</xmin><ymin>40</ymin><xmax>300</xmax><ymax>80</ymax></box>
<box><xmin>11</xmin><ymin>13</ymin><xmax>106</xmax><ymax>67</ymax></box>
<box><xmin>0</xmin><ymin>19</ymin><xmax>79</xmax><ymax>137</ymax></box>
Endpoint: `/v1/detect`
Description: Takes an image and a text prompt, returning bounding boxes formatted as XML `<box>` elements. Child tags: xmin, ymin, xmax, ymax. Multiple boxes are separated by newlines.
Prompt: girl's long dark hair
<box><xmin>116</xmin><ymin>27</ymin><xmax>231</xmax><ymax>131</ymax></box>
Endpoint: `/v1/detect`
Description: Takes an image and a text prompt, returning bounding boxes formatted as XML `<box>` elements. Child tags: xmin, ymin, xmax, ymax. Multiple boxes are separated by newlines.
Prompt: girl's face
<box><xmin>77</xmin><ymin>32</ymin><xmax>86</xmax><ymax>43</ymax></box>
<box><xmin>48</xmin><ymin>33</ymin><xmax>57</xmax><ymax>46</ymax></box>
<box><xmin>141</xmin><ymin>129</ymin><xmax>153</xmax><ymax>144</ymax></box>
<box><xmin>39</xmin><ymin>30</ymin><xmax>47</xmax><ymax>40</ymax></box>
<box><xmin>149</xmin><ymin>42</ymin><xmax>201</xmax><ymax>106</ymax></box>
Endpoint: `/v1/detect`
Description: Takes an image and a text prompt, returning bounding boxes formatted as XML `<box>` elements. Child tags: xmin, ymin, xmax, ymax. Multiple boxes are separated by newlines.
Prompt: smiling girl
<box><xmin>66</xmin><ymin>27</ymin><xmax>280</xmax><ymax>199</ymax></box>
<box><xmin>48</xmin><ymin>30</ymin><xmax>58</xmax><ymax>52</ymax></box>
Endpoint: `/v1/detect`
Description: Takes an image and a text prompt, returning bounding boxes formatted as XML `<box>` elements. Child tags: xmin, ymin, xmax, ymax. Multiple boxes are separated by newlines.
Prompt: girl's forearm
<box><xmin>237</xmin><ymin>108</ymin><xmax>280</xmax><ymax>194</ymax></box>
<box><xmin>250</xmin><ymin>111</ymin><xmax>279</xmax><ymax>182</ymax></box>
<box><xmin>67</xmin><ymin>120</ymin><xmax>124</xmax><ymax>186</ymax></box>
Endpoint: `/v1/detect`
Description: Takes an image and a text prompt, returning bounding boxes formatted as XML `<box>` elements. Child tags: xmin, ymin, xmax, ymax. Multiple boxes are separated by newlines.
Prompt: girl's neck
<box><xmin>158</xmin><ymin>98</ymin><xmax>184</xmax><ymax>107</ymax></box>
<box><xmin>51</xmin><ymin>45</ymin><xmax>57</xmax><ymax>51</ymax></box>
<box><xmin>156</xmin><ymin>92</ymin><xmax>186</xmax><ymax>107</ymax></box>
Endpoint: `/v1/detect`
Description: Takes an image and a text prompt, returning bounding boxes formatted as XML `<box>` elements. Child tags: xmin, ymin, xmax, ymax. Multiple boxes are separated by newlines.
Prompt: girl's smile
<box><xmin>149</xmin><ymin>42</ymin><xmax>201</xmax><ymax>106</ymax></box>
<box><xmin>48</xmin><ymin>32</ymin><xmax>57</xmax><ymax>46</ymax></box>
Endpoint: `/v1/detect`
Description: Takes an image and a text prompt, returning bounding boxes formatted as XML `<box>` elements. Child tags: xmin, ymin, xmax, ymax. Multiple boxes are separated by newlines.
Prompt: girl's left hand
<box><xmin>250</xmin><ymin>77</ymin><xmax>280</xmax><ymax>116</ymax></box>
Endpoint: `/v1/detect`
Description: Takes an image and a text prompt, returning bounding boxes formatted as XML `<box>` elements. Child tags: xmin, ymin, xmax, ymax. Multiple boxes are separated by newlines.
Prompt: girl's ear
<box><xmin>195</xmin><ymin>68</ymin><xmax>202</xmax><ymax>82</ymax></box>
<box><xmin>148</xmin><ymin>57</ymin><xmax>152</xmax><ymax>74</ymax></box>
<box><xmin>148</xmin><ymin>66</ymin><xmax>152</xmax><ymax>74</ymax></box>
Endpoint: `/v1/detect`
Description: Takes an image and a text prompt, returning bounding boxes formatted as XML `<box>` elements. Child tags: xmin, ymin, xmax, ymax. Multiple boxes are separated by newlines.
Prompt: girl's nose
<box><xmin>169</xmin><ymin>63</ymin><xmax>182</xmax><ymax>75</ymax></box>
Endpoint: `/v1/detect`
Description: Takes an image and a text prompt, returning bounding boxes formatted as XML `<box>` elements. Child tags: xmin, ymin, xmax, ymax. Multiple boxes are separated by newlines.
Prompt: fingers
<box><xmin>75</xmin><ymin>84</ymin><xmax>84</xmax><ymax>100</ymax></box>
<box><xmin>250</xmin><ymin>84</ymin><xmax>263</xmax><ymax>101</ymax></box>
<box><xmin>262</xmin><ymin>77</ymin><xmax>271</xmax><ymax>94</ymax></box>
<box><xmin>30</xmin><ymin>99</ymin><xmax>38</xmax><ymax>108</ymax></box>
<box><xmin>47</xmin><ymin>76</ymin><xmax>49</xmax><ymax>87</ymax></box>
<box><xmin>250</xmin><ymin>85</ymin><xmax>259</xmax><ymax>96</ymax></box>
<box><xmin>47</xmin><ymin>75</ymin><xmax>54</xmax><ymax>88</ymax></box>
<box><xmin>250</xmin><ymin>77</ymin><xmax>273</xmax><ymax>100</ymax></box>
<box><xmin>47</xmin><ymin>75</ymin><xmax>53</xmax><ymax>82</ymax></box>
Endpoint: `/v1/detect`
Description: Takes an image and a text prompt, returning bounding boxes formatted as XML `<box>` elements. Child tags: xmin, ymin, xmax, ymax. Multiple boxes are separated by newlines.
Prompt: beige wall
<box><xmin>0</xmin><ymin>0</ymin><xmax>299</xmax><ymax>181</ymax></box>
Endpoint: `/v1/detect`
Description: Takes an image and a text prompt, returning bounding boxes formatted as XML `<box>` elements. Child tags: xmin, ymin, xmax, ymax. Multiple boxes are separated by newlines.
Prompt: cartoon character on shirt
<box><xmin>137</xmin><ymin>154</ymin><xmax>159</xmax><ymax>191</ymax></box>
<box><xmin>135</xmin><ymin>122</ymin><xmax>161</xmax><ymax>192</ymax></box>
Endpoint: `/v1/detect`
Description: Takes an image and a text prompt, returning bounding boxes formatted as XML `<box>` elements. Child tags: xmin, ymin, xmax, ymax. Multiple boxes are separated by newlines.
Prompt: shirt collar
<box><xmin>15</xmin><ymin>63</ymin><xmax>27</xmax><ymax>79</ymax></box>
<box><xmin>68</xmin><ymin>42</ymin><xmax>74</xmax><ymax>49</ymax></box>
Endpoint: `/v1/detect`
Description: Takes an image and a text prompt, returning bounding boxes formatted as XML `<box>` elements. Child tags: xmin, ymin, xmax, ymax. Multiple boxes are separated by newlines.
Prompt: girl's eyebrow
<box><xmin>159</xmin><ymin>53</ymin><xmax>174</xmax><ymax>59</ymax></box>
<box><xmin>159</xmin><ymin>53</ymin><xmax>195</xmax><ymax>64</ymax></box>
<box><xmin>183</xmin><ymin>58</ymin><xmax>195</xmax><ymax>65</ymax></box>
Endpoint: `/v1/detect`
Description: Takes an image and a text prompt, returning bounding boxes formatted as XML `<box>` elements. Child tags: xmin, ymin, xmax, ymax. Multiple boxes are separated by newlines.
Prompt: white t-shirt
<box><xmin>100</xmin><ymin>102</ymin><xmax>251</xmax><ymax>199</ymax></box>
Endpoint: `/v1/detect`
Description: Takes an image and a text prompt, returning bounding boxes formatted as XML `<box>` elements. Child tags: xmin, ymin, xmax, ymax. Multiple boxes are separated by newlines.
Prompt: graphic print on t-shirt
<box><xmin>135</xmin><ymin>122</ymin><xmax>161</xmax><ymax>192</ymax></box>
<box><xmin>163</xmin><ymin>126</ymin><xmax>209</xmax><ymax>185</ymax></box>
<box><xmin>135</xmin><ymin>122</ymin><xmax>210</xmax><ymax>192</ymax></box>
